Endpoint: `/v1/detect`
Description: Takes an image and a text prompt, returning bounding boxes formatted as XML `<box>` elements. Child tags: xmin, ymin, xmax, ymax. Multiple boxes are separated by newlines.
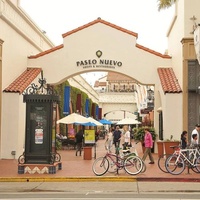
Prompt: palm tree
<box><xmin>157</xmin><ymin>0</ymin><xmax>176</xmax><ymax>11</ymax></box>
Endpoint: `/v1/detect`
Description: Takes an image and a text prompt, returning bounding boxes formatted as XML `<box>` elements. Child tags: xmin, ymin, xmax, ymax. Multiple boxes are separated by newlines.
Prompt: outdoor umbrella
<box><xmin>116</xmin><ymin>117</ymin><xmax>141</xmax><ymax>125</ymax></box>
<box><xmin>86</xmin><ymin>117</ymin><xmax>103</xmax><ymax>126</ymax></box>
<box><xmin>56</xmin><ymin>113</ymin><xmax>90</xmax><ymax>124</ymax></box>
<box><xmin>99</xmin><ymin>119</ymin><xmax>112</xmax><ymax>125</ymax></box>
<box><xmin>77</xmin><ymin>117</ymin><xmax>103</xmax><ymax>126</ymax></box>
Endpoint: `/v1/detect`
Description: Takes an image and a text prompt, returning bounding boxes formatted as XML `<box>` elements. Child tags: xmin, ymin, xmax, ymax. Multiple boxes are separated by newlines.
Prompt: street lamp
<box><xmin>147</xmin><ymin>87</ymin><xmax>154</xmax><ymax>110</ymax></box>
<box><xmin>147</xmin><ymin>88</ymin><xmax>154</xmax><ymax>101</ymax></box>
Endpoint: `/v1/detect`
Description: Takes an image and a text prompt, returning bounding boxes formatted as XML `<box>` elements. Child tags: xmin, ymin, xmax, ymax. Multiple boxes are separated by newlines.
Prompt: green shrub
<box><xmin>56</xmin><ymin>140</ymin><xmax>62</xmax><ymax>150</ymax></box>
<box><xmin>134</xmin><ymin>127</ymin><xmax>157</xmax><ymax>141</ymax></box>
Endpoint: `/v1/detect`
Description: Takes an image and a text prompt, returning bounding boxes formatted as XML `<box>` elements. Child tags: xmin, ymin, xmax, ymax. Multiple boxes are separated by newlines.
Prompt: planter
<box><xmin>164</xmin><ymin>141</ymin><xmax>180</xmax><ymax>155</ymax></box>
<box><xmin>157</xmin><ymin>141</ymin><xmax>164</xmax><ymax>158</ymax></box>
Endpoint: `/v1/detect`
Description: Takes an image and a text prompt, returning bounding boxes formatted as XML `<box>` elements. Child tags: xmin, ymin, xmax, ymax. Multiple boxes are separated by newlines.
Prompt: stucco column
<box><xmin>181</xmin><ymin>38</ymin><xmax>196</xmax><ymax>132</ymax></box>
<box><xmin>0</xmin><ymin>39</ymin><xmax>4</xmax><ymax>154</ymax></box>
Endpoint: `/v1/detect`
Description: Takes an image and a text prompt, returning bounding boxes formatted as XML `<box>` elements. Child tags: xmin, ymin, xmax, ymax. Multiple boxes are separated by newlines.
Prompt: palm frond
<box><xmin>157</xmin><ymin>0</ymin><xmax>176</xmax><ymax>11</ymax></box>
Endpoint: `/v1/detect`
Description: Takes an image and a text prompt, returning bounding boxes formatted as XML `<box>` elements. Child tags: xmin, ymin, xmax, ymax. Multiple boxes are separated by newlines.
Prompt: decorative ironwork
<box><xmin>23</xmin><ymin>71</ymin><xmax>55</xmax><ymax>95</ymax></box>
<box><xmin>18</xmin><ymin>152</ymin><xmax>25</xmax><ymax>164</ymax></box>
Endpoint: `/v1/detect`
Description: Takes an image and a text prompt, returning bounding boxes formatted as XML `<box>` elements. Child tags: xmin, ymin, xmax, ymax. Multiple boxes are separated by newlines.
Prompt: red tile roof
<box><xmin>157</xmin><ymin>68</ymin><xmax>182</xmax><ymax>93</ymax></box>
<box><xmin>3</xmin><ymin>68</ymin><xmax>42</xmax><ymax>94</ymax></box>
<box><xmin>94</xmin><ymin>81</ymin><xmax>106</xmax><ymax>87</ymax></box>
<box><xmin>28</xmin><ymin>18</ymin><xmax>171</xmax><ymax>59</ymax></box>
<box><xmin>28</xmin><ymin>44</ymin><xmax>63</xmax><ymax>59</ymax></box>
<box><xmin>107</xmin><ymin>72</ymin><xmax>135</xmax><ymax>82</ymax></box>
<box><xmin>62</xmin><ymin>18</ymin><xmax>138</xmax><ymax>38</ymax></box>
<box><xmin>136</xmin><ymin>44</ymin><xmax>171</xmax><ymax>59</ymax></box>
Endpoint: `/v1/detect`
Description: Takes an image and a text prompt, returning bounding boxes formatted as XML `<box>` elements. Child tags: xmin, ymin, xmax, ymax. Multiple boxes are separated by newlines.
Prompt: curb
<box><xmin>137</xmin><ymin>177</ymin><xmax>200</xmax><ymax>182</ymax></box>
<box><xmin>0</xmin><ymin>176</ymin><xmax>137</xmax><ymax>182</ymax></box>
<box><xmin>1</xmin><ymin>176</ymin><xmax>200</xmax><ymax>182</ymax></box>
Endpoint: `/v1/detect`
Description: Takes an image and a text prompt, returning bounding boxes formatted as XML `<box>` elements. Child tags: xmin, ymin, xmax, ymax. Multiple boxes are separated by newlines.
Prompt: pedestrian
<box><xmin>180</xmin><ymin>130</ymin><xmax>187</xmax><ymax>149</ymax></box>
<box><xmin>75</xmin><ymin>129</ymin><xmax>84</xmax><ymax>156</ymax></box>
<box><xmin>191</xmin><ymin>134</ymin><xmax>198</xmax><ymax>146</ymax></box>
<box><xmin>106</xmin><ymin>127</ymin><xmax>113</xmax><ymax>152</ymax></box>
<box><xmin>113</xmin><ymin>125</ymin><xmax>122</xmax><ymax>153</ymax></box>
<box><xmin>191</xmin><ymin>124</ymin><xmax>200</xmax><ymax>144</ymax></box>
<box><xmin>142</xmin><ymin>128</ymin><xmax>154</xmax><ymax>164</ymax></box>
<box><xmin>123</xmin><ymin>125</ymin><xmax>131</xmax><ymax>150</ymax></box>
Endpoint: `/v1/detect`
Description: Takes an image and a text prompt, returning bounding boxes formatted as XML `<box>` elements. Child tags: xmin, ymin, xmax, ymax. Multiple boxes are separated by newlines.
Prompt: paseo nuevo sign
<box><xmin>76</xmin><ymin>59</ymin><xmax>122</xmax><ymax>69</ymax></box>
<box><xmin>76</xmin><ymin>50</ymin><xmax>123</xmax><ymax>69</ymax></box>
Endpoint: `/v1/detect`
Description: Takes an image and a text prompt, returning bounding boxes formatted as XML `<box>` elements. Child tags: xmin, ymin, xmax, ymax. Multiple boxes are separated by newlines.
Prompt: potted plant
<box><xmin>163</xmin><ymin>135</ymin><xmax>180</xmax><ymax>155</ymax></box>
<box><xmin>134</xmin><ymin>127</ymin><xmax>157</xmax><ymax>153</ymax></box>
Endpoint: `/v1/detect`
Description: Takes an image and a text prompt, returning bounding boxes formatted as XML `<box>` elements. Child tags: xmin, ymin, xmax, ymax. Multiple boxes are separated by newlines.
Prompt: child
<box><xmin>191</xmin><ymin>134</ymin><xmax>198</xmax><ymax>146</ymax></box>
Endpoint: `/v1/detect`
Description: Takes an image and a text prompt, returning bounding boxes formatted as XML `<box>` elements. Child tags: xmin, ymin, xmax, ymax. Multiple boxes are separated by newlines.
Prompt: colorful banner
<box><xmin>63</xmin><ymin>86</ymin><xmax>70</xmax><ymax>115</ymax></box>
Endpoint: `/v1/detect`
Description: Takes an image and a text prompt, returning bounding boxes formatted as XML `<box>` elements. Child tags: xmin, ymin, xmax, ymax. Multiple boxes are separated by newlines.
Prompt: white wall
<box><xmin>0</xmin><ymin>0</ymin><xmax>55</xmax><ymax>159</ymax></box>
<box><xmin>1</xmin><ymin>93</ymin><xmax>25</xmax><ymax>158</ymax></box>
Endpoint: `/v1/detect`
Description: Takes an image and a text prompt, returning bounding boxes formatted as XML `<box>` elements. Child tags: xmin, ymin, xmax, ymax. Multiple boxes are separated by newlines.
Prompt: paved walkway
<box><xmin>0</xmin><ymin>139</ymin><xmax>200</xmax><ymax>182</ymax></box>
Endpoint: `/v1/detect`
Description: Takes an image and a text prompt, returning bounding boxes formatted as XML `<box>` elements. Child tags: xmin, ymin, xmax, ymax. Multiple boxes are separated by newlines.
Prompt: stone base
<box><xmin>18</xmin><ymin>162</ymin><xmax>62</xmax><ymax>174</ymax></box>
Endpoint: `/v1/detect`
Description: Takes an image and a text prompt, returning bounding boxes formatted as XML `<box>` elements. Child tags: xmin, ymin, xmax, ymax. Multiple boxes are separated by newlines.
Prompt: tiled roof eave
<box><xmin>62</xmin><ymin>18</ymin><xmax>138</xmax><ymax>38</ymax></box>
<box><xmin>158</xmin><ymin>67</ymin><xmax>182</xmax><ymax>94</ymax></box>
<box><xmin>3</xmin><ymin>68</ymin><xmax>42</xmax><ymax>94</ymax></box>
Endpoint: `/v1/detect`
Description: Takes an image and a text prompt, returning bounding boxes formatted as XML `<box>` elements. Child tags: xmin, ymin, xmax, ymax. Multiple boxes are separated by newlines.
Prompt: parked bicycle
<box><xmin>165</xmin><ymin>144</ymin><xmax>200</xmax><ymax>175</ymax></box>
<box><xmin>104</xmin><ymin>140</ymin><xmax>146</xmax><ymax>173</ymax></box>
<box><xmin>157</xmin><ymin>145</ymin><xmax>179</xmax><ymax>173</ymax></box>
<box><xmin>92</xmin><ymin>150</ymin><xmax>143</xmax><ymax>176</ymax></box>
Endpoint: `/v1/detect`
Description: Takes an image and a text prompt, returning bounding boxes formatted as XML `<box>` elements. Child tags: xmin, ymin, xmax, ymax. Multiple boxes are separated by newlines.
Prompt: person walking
<box><xmin>75</xmin><ymin>129</ymin><xmax>84</xmax><ymax>156</ymax></box>
<box><xmin>180</xmin><ymin>130</ymin><xmax>187</xmax><ymax>149</ymax></box>
<box><xmin>191</xmin><ymin>124</ymin><xmax>200</xmax><ymax>144</ymax></box>
<box><xmin>142</xmin><ymin>128</ymin><xmax>154</xmax><ymax>164</ymax></box>
<box><xmin>106</xmin><ymin>127</ymin><xmax>114</xmax><ymax>152</ymax></box>
<box><xmin>123</xmin><ymin>125</ymin><xmax>131</xmax><ymax>150</ymax></box>
<box><xmin>113</xmin><ymin>126</ymin><xmax>122</xmax><ymax>153</ymax></box>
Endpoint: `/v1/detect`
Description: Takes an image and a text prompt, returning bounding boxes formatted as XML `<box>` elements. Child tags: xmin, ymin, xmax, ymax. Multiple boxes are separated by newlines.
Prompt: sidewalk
<box><xmin>0</xmin><ymin>139</ymin><xmax>200</xmax><ymax>182</ymax></box>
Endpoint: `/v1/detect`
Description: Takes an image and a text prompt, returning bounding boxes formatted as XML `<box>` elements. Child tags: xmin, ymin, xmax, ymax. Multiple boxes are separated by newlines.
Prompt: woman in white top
<box><xmin>106</xmin><ymin>127</ymin><xmax>114</xmax><ymax>152</ymax></box>
<box><xmin>123</xmin><ymin>125</ymin><xmax>131</xmax><ymax>150</ymax></box>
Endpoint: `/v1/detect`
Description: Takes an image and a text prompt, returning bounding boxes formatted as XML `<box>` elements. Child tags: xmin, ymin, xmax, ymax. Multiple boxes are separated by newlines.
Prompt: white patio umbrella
<box><xmin>86</xmin><ymin>117</ymin><xmax>103</xmax><ymax>126</ymax></box>
<box><xmin>116</xmin><ymin>117</ymin><xmax>141</xmax><ymax>125</ymax></box>
<box><xmin>56</xmin><ymin>113</ymin><xmax>90</xmax><ymax>124</ymax></box>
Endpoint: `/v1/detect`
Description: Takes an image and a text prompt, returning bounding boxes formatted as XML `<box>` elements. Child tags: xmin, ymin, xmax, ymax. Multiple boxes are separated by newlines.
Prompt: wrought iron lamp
<box><xmin>147</xmin><ymin>88</ymin><xmax>154</xmax><ymax>101</ymax></box>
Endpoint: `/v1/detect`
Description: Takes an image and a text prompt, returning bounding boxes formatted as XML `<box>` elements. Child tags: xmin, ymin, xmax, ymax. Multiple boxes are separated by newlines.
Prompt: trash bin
<box><xmin>83</xmin><ymin>146</ymin><xmax>92</xmax><ymax>160</ymax></box>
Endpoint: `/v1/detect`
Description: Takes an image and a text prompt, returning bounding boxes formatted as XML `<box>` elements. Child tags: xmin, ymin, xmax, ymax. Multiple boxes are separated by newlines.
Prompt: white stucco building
<box><xmin>0</xmin><ymin>0</ymin><xmax>200</xmax><ymax>160</ymax></box>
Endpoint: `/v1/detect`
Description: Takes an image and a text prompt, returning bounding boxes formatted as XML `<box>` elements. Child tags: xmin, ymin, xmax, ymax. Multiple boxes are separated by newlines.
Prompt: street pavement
<box><xmin>0</xmin><ymin>182</ymin><xmax>200</xmax><ymax>199</ymax></box>
<box><xmin>0</xmin><ymin>138</ymin><xmax>200</xmax><ymax>183</ymax></box>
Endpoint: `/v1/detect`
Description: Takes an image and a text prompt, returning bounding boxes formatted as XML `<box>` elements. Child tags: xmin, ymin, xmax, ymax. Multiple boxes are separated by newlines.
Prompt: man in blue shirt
<box><xmin>113</xmin><ymin>126</ymin><xmax>122</xmax><ymax>153</ymax></box>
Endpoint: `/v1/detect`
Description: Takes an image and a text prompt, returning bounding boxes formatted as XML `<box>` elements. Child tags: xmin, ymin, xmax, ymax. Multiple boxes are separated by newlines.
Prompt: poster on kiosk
<box><xmin>84</xmin><ymin>129</ymin><xmax>95</xmax><ymax>144</ymax></box>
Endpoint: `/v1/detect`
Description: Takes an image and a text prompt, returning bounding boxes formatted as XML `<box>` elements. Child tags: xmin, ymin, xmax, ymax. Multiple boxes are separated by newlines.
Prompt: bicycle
<box><xmin>157</xmin><ymin>145</ymin><xmax>179</xmax><ymax>173</ymax></box>
<box><xmin>165</xmin><ymin>145</ymin><xmax>200</xmax><ymax>175</ymax></box>
<box><xmin>92</xmin><ymin>151</ymin><xmax>143</xmax><ymax>176</ymax></box>
<box><xmin>105</xmin><ymin>140</ymin><xmax>146</xmax><ymax>173</ymax></box>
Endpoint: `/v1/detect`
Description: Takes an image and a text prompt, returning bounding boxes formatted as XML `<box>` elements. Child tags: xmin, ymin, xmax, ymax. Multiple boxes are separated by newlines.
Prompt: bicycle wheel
<box><xmin>165</xmin><ymin>154</ymin><xmax>185</xmax><ymax>175</ymax></box>
<box><xmin>92</xmin><ymin>157</ymin><xmax>109</xmax><ymax>176</ymax></box>
<box><xmin>106</xmin><ymin>156</ymin><xmax>117</xmax><ymax>173</ymax></box>
<box><xmin>158</xmin><ymin>154</ymin><xmax>171</xmax><ymax>173</ymax></box>
<box><xmin>140</xmin><ymin>160</ymin><xmax>146</xmax><ymax>173</ymax></box>
<box><xmin>124</xmin><ymin>155</ymin><xmax>143</xmax><ymax>175</ymax></box>
<box><xmin>124</xmin><ymin>153</ymin><xmax>146</xmax><ymax>173</ymax></box>
<box><xmin>194</xmin><ymin>156</ymin><xmax>200</xmax><ymax>173</ymax></box>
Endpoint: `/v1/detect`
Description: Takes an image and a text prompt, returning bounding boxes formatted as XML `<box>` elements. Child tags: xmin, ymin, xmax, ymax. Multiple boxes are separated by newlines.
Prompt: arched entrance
<box><xmin>27</xmin><ymin>18</ymin><xmax>180</xmax><ymax>141</ymax></box>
